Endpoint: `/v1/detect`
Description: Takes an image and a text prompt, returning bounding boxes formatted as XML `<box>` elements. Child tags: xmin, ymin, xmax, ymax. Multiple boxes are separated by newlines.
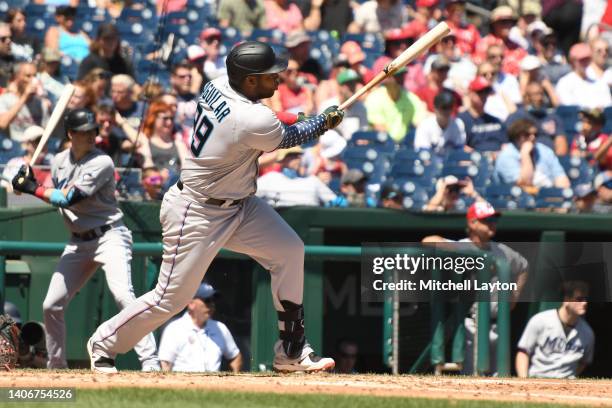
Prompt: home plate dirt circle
<box><xmin>2</xmin><ymin>371</ymin><xmax>612</xmax><ymax>406</ymax></box>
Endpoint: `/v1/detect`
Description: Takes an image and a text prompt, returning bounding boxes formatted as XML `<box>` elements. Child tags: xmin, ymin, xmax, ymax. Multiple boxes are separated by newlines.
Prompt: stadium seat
<box><xmin>348</xmin><ymin>131</ymin><xmax>395</xmax><ymax>153</ymax></box>
<box><xmin>559</xmin><ymin>156</ymin><xmax>595</xmax><ymax>186</ymax></box>
<box><xmin>604</xmin><ymin>106</ymin><xmax>612</xmax><ymax>134</ymax></box>
<box><xmin>556</xmin><ymin>105</ymin><xmax>581</xmax><ymax>136</ymax></box>
<box><xmin>485</xmin><ymin>183</ymin><xmax>523</xmax><ymax>199</ymax></box>
<box><xmin>249</xmin><ymin>29</ymin><xmax>285</xmax><ymax>45</ymax></box>
<box><xmin>0</xmin><ymin>137</ymin><xmax>24</xmax><ymax>165</ymax></box>
<box><xmin>445</xmin><ymin>149</ymin><xmax>482</xmax><ymax>166</ymax></box>
<box><xmin>342</xmin><ymin>145</ymin><xmax>381</xmax><ymax>162</ymax></box>
<box><xmin>341</xmin><ymin>33</ymin><xmax>384</xmax><ymax>54</ymax></box>
<box><xmin>60</xmin><ymin>56</ymin><xmax>79</xmax><ymax>81</ymax></box>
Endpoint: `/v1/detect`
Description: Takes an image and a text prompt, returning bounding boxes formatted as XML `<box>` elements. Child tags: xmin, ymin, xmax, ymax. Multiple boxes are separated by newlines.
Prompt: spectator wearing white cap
<box><xmin>1</xmin><ymin>125</ymin><xmax>53</xmax><ymax>191</ymax></box>
<box><xmin>303</xmin><ymin>130</ymin><xmax>347</xmax><ymax>185</ymax></box>
<box><xmin>186</xmin><ymin>45</ymin><xmax>207</xmax><ymax>94</ymax></box>
<box><xmin>158</xmin><ymin>283</ymin><xmax>242</xmax><ymax>373</ymax></box>
<box><xmin>199</xmin><ymin>28</ymin><xmax>227</xmax><ymax>81</ymax></box>
<box><xmin>586</xmin><ymin>37</ymin><xmax>612</xmax><ymax>88</ymax></box>
<box><xmin>518</xmin><ymin>55</ymin><xmax>559</xmax><ymax>107</ymax></box>
<box><xmin>555</xmin><ymin>43</ymin><xmax>612</xmax><ymax>109</ymax></box>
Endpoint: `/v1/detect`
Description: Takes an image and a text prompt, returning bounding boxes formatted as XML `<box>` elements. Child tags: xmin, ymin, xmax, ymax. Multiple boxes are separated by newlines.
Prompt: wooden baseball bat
<box><xmin>29</xmin><ymin>84</ymin><xmax>75</xmax><ymax>168</ymax></box>
<box><xmin>339</xmin><ymin>22</ymin><xmax>451</xmax><ymax>111</ymax></box>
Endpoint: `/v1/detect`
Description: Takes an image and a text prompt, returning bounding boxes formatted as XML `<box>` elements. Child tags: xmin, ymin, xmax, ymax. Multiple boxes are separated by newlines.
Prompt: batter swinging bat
<box><xmin>338</xmin><ymin>22</ymin><xmax>451</xmax><ymax>111</ymax></box>
<box><xmin>29</xmin><ymin>84</ymin><xmax>76</xmax><ymax>168</ymax></box>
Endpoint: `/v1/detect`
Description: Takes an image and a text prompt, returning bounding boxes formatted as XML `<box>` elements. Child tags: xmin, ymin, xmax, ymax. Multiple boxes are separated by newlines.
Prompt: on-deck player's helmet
<box><xmin>226</xmin><ymin>41</ymin><xmax>288</xmax><ymax>88</ymax></box>
<box><xmin>64</xmin><ymin>108</ymin><xmax>99</xmax><ymax>132</ymax></box>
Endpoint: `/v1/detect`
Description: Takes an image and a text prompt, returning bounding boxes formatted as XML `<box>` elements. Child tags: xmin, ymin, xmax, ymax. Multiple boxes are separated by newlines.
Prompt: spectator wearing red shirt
<box><xmin>444</xmin><ymin>0</ymin><xmax>480</xmax><ymax>56</ymax></box>
<box><xmin>571</xmin><ymin>109</ymin><xmax>612</xmax><ymax>171</ymax></box>
<box><xmin>403</xmin><ymin>0</ymin><xmax>441</xmax><ymax>39</ymax></box>
<box><xmin>270</xmin><ymin>58</ymin><xmax>315</xmax><ymax>115</ymax></box>
<box><xmin>475</xmin><ymin>6</ymin><xmax>527</xmax><ymax>77</ymax></box>
<box><xmin>375</xmin><ymin>28</ymin><xmax>426</xmax><ymax>92</ymax></box>
<box><xmin>414</xmin><ymin>56</ymin><xmax>461</xmax><ymax>114</ymax></box>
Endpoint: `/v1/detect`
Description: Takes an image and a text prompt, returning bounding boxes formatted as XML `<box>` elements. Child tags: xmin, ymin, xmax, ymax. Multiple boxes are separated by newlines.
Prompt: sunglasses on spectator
<box><xmin>480</xmin><ymin>71</ymin><xmax>494</xmax><ymax>78</ymax></box>
<box><xmin>175</xmin><ymin>73</ymin><xmax>192</xmax><ymax>80</ymax></box>
<box><xmin>595</xmin><ymin>48</ymin><xmax>609</xmax><ymax>54</ymax></box>
<box><xmin>158</xmin><ymin>115</ymin><xmax>174</xmax><ymax>121</ymax></box>
<box><xmin>0</xmin><ymin>36</ymin><xmax>11</xmax><ymax>42</ymax></box>
<box><xmin>487</xmin><ymin>53</ymin><xmax>503</xmax><ymax>60</ymax></box>
<box><xmin>144</xmin><ymin>175</ymin><xmax>163</xmax><ymax>185</ymax></box>
<box><xmin>205</xmin><ymin>36</ymin><xmax>221</xmax><ymax>43</ymax></box>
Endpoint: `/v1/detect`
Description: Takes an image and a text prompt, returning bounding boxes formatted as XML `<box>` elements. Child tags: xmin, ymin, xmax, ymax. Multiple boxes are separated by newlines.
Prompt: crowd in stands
<box><xmin>0</xmin><ymin>0</ymin><xmax>611</xmax><ymax>213</ymax></box>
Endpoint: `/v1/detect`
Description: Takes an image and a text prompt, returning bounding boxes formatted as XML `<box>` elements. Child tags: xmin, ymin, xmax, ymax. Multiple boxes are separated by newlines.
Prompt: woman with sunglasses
<box><xmin>77</xmin><ymin>24</ymin><xmax>134</xmax><ymax>80</ymax></box>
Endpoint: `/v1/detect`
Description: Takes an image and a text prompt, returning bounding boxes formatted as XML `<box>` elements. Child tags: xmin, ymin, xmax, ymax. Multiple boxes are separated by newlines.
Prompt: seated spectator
<box><xmin>159</xmin><ymin>283</ymin><xmax>242</xmax><ymax>373</ymax></box>
<box><xmin>256</xmin><ymin>146</ymin><xmax>338</xmax><ymax>207</ymax></box>
<box><xmin>141</xmin><ymin>166</ymin><xmax>163</xmax><ymax>201</ymax></box>
<box><xmin>347</xmin><ymin>0</ymin><xmax>408</xmax><ymax>34</ymax></box>
<box><xmin>593</xmin><ymin>171</ymin><xmax>612</xmax><ymax>212</ymax></box>
<box><xmin>379</xmin><ymin>183</ymin><xmax>404</xmax><ymax>209</ymax></box>
<box><xmin>217</xmin><ymin>0</ymin><xmax>266</xmax><ymax>36</ymax></box>
<box><xmin>533</xmin><ymin>27</ymin><xmax>571</xmax><ymax>85</ymax></box>
<box><xmin>365</xmin><ymin>59</ymin><xmax>428</xmax><ymax>144</ymax></box>
<box><xmin>319</xmin><ymin>69</ymin><xmax>368</xmax><ymax>140</ymax></box>
<box><xmin>264</xmin><ymin>0</ymin><xmax>305</xmax><ymax>33</ymax></box>
<box><xmin>271</xmin><ymin>59</ymin><xmax>315</xmax><ymax>115</ymax></box>
<box><xmin>516</xmin><ymin>281</ymin><xmax>594</xmax><ymax>379</ymax></box>
<box><xmin>83</xmin><ymin>68</ymin><xmax>111</xmax><ymax>103</ymax></box>
<box><xmin>305</xmin><ymin>130</ymin><xmax>347</xmax><ymax>183</ymax></box>
<box><xmin>380</xmin><ymin>29</ymin><xmax>426</xmax><ymax>92</ymax></box>
<box><xmin>67</xmin><ymin>80</ymin><xmax>96</xmax><ymax>110</ymax></box>
<box><xmin>518</xmin><ymin>55</ymin><xmax>559</xmax><ymax>107</ymax></box>
<box><xmin>571</xmin><ymin>109</ymin><xmax>612</xmax><ymax>171</ymax></box>
<box><xmin>414</xmin><ymin>90</ymin><xmax>466</xmax><ymax>155</ymax></box>
<box><xmin>0</xmin><ymin>62</ymin><xmax>50</xmax><ymax>142</ymax></box>
<box><xmin>494</xmin><ymin>118</ymin><xmax>570</xmax><ymax>189</ymax></box>
<box><xmin>93</xmin><ymin>103</ymin><xmax>134</xmax><ymax>166</ymax></box>
<box><xmin>0</xmin><ymin>22</ymin><xmax>15</xmax><ymax>88</ymax></box>
<box><xmin>1</xmin><ymin>125</ymin><xmax>52</xmax><ymax>191</ymax></box>
<box><xmin>138</xmin><ymin>101</ymin><xmax>188</xmax><ymax>182</ymax></box>
<box><xmin>404</xmin><ymin>0</ymin><xmax>439</xmax><ymax>37</ymax></box>
<box><xmin>506</xmin><ymin>0</ymin><xmax>541</xmax><ymax>50</ymax></box>
<box><xmin>186</xmin><ymin>45</ymin><xmax>207</xmax><ymax>95</ymax></box>
<box><xmin>199</xmin><ymin>28</ymin><xmax>226</xmax><ymax>81</ymax></box>
<box><xmin>443</xmin><ymin>0</ymin><xmax>480</xmax><ymax>56</ymax></box>
<box><xmin>38</xmin><ymin>48</ymin><xmax>68</xmax><ymax>105</ymax></box>
<box><xmin>111</xmin><ymin>74</ymin><xmax>144</xmax><ymax>130</ymax></box>
<box><xmin>475</xmin><ymin>6</ymin><xmax>527</xmax><ymax>77</ymax></box>
<box><xmin>294</xmin><ymin>0</ymin><xmax>351</xmax><ymax>34</ymax></box>
<box><xmin>424</xmin><ymin>175</ymin><xmax>482</xmax><ymax>212</ymax></box>
<box><xmin>423</xmin><ymin>32</ymin><xmax>477</xmax><ymax>95</ymax></box>
<box><xmin>77</xmin><ymin>24</ymin><xmax>134</xmax><ymax>80</ymax></box>
<box><xmin>327</xmin><ymin>169</ymin><xmax>377</xmax><ymax>207</ymax></box>
<box><xmin>586</xmin><ymin>37</ymin><xmax>612</xmax><ymax>88</ymax></box>
<box><xmin>572</xmin><ymin>183</ymin><xmax>597</xmax><ymax>213</ymax></box>
<box><xmin>284</xmin><ymin>31</ymin><xmax>323</xmax><ymax>83</ymax></box>
<box><xmin>156</xmin><ymin>0</ymin><xmax>186</xmax><ymax>15</ymax></box>
<box><xmin>481</xmin><ymin>45</ymin><xmax>522</xmax><ymax>121</ymax></box>
<box><xmin>415</xmin><ymin>56</ymin><xmax>461</xmax><ymax>113</ymax></box>
<box><xmin>507</xmin><ymin>81</ymin><xmax>567</xmax><ymax>156</ymax></box>
<box><xmin>555</xmin><ymin>43</ymin><xmax>612</xmax><ymax>109</ymax></box>
<box><xmin>5</xmin><ymin>8</ymin><xmax>40</xmax><ymax>62</ymax></box>
<box><xmin>44</xmin><ymin>6</ymin><xmax>90</xmax><ymax>62</ymax></box>
<box><xmin>334</xmin><ymin>338</ymin><xmax>359</xmax><ymax>374</ymax></box>
<box><xmin>338</xmin><ymin>41</ymin><xmax>371</xmax><ymax>83</ymax></box>
<box><xmin>170</xmin><ymin>62</ymin><xmax>197</xmax><ymax>129</ymax></box>
<box><xmin>457</xmin><ymin>77</ymin><xmax>506</xmax><ymax>152</ymax></box>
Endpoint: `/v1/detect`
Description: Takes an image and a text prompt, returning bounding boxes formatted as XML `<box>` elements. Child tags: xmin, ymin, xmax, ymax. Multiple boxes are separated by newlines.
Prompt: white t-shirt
<box><xmin>485</xmin><ymin>73</ymin><xmax>523</xmax><ymax>121</ymax></box>
<box><xmin>414</xmin><ymin>114</ymin><xmax>466</xmax><ymax>155</ymax></box>
<box><xmin>256</xmin><ymin>171</ymin><xmax>337</xmax><ymax>207</ymax></box>
<box><xmin>158</xmin><ymin>313</ymin><xmax>240</xmax><ymax>372</ymax></box>
<box><xmin>518</xmin><ymin>309</ymin><xmax>594</xmax><ymax>379</ymax></box>
<box><xmin>353</xmin><ymin>0</ymin><xmax>408</xmax><ymax>33</ymax></box>
<box><xmin>586</xmin><ymin>64</ymin><xmax>612</xmax><ymax>88</ymax></box>
<box><xmin>555</xmin><ymin>71</ymin><xmax>612</xmax><ymax>109</ymax></box>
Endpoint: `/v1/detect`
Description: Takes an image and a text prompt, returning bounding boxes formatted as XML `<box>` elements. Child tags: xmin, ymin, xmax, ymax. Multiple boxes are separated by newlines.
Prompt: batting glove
<box><xmin>322</xmin><ymin>105</ymin><xmax>344</xmax><ymax>130</ymax></box>
<box><xmin>12</xmin><ymin>165</ymin><xmax>39</xmax><ymax>195</ymax></box>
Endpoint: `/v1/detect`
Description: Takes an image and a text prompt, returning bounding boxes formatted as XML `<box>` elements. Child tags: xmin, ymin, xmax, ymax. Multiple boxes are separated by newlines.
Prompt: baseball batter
<box><xmin>11</xmin><ymin>108</ymin><xmax>159</xmax><ymax>371</ymax></box>
<box><xmin>87</xmin><ymin>41</ymin><xmax>344</xmax><ymax>373</ymax></box>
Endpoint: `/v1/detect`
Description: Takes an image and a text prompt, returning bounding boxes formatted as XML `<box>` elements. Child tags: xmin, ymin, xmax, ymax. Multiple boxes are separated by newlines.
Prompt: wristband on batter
<box><xmin>276</xmin><ymin>114</ymin><xmax>327</xmax><ymax>149</ymax></box>
<box><xmin>34</xmin><ymin>186</ymin><xmax>46</xmax><ymax>200</ymax></box>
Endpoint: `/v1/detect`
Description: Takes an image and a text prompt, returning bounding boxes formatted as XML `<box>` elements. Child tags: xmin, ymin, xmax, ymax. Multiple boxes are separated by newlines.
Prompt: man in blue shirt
<box><xmin>457</xmin><ymin>76</ymin><xmax>507</xmax><ymax>152</ymax></box>
<box><xmin>494</xmin><ymin>118</ymin><xmax>570</xmax><ymax>189</ymax></box>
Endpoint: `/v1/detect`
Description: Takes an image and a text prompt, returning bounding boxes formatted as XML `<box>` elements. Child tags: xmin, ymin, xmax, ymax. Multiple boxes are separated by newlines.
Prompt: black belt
<box><xmin>176</xmin><ymin>180</ymin><xmax>243</xmax><ymax>207</ymax></box>
<box><xmin>72</xmin><ymin>224</ymin><xmax>112</xmax><ymax>241</ymax></box>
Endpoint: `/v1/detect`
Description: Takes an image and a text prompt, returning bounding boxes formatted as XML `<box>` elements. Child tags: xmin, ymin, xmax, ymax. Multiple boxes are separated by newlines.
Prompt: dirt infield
<box><xmin>2</xmin><ymin>371</ymin><xmax>612</xmax><ymax>406</ymax></box>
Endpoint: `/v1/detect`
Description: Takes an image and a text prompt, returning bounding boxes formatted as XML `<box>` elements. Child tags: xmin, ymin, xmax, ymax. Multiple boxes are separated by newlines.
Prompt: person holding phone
<box><xmin>424</xmin><ymin>175</ymin><xmax>483</xmax><ymax>212</ymax></box>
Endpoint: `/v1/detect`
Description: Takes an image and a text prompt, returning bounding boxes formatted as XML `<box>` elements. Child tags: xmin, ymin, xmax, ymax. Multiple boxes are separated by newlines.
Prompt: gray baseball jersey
<box><xmin>51</xmin><ymin>148</ymin><xmax>123</xmax><ymax>233</ymax></box>
<box><xmin>518</xmin><ymin>309</ymin><xmax>594</xmax><ymax>378</ymax></box>
<box><xmin>181</xmin><ymin>76</ymin><xmax>285</xmax><ymax>201</ymax></box>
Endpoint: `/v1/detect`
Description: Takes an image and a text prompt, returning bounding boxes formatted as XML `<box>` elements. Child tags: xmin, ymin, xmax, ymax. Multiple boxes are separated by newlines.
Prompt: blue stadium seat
<box><xmin>537</xmin><ymin>187</ymin><xmax>574</xmax><ymax>200</ymax></box>
<box><xmin>604</xmin><ymin>106</ymin><xmax>612</xmax><ymax>134</ymax></box>
<box><xmin>220</xmin><ymin>27</ymin><xmax>242</xmax><ymax>46</ymax></box>
<box><xmin>559</xmin><ymin>155</ymin><xmax>595</xmax><ymax>186</ymax></box>
<box><xmin>249</xmin><ymin>29</ymin><xmax>285</xmax><ymax>45</ymax></box>
<box><xmin>485</xmin><ymin>183</ymin><xmax>523</xmax><ymax>199</ymax></box>
<box><xmin>487</xmin><ymin>197</ymin><xmax>519</xmax><ymax>210</ymax></box>
<box><xmin>60</xmin><ymin>56</ymin><xmax>79</xmax><ymax>81</ymax></box>
<box><xmin>394</xmin><ymin>147</ymin><xmax>432</xmax><ymax>164</ymax></box>
<box><xmin>445</xmin><ymin>149</ymin><xmax>483</xmax><ymax>165</ymax></box>
<box><xmin>24</xmin><ymin>3</ymin><xmax>55</xmax><ymax>17</ymax></box>
<box><xmin>342</xmin><ymin>145</ymin><xmax>381</xmax><ymax>161</ymax></box>
<box><xmin>341</xmin><ymin>33</ymin><xmax>384</xmax><ymax>54</ymax></box>
<box><xmin>0</xmin><ymin>137</ymin><xmax>24</xmax><ymax>165</ymax></box>
<box><xmin>349</xmin><ymin>131</ymin><xmax>395</xmax><ymax>153</ymax></box>
<box><xmin>556</xmin><ymin>105</ymin><xmax>580</xmax><ymax>136</ymax></box>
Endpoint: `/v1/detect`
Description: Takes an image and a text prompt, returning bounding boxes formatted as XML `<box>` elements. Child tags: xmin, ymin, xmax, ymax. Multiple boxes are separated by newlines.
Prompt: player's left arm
<box><xmin>11</xmin><ymin>165</ymin><xmax>88</xmax><ymax>208</ymax></box>
<box><xmin>275</xmin><ymin>105</ymin><xmax>344</xmax><ymax>149</ymax></box>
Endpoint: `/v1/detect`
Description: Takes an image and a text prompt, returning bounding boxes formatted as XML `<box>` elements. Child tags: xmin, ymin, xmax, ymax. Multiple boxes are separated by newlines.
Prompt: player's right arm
<box><xmin>11</xmin><ymin>165</ymin><xmax>88</xmax><ymax>208</ymax></box>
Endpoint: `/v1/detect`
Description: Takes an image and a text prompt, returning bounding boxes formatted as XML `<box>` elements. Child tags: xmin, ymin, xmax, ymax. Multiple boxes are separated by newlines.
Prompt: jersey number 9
<box><xmin>190</xmin><ymin>115</ymin><xmax>214</xmax><ymax>157</ymax></box>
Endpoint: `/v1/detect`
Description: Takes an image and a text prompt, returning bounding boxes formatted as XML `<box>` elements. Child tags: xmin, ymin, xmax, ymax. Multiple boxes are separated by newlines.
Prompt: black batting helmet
<box><xmin>64</xmin><ymin>108</ymin><xmax>98</xmax><ymax>132</ymax></box>
<box><xmin>226</xmin><ymin>41</ymin><xmax>288</xmax><ymax>86</ymax></box>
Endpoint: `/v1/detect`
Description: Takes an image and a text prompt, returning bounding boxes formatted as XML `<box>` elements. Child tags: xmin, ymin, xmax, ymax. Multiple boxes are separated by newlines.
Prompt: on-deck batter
<box><xmin>11</xmin><ymin>108</ymin><xmax>159</xmax><ymax>371</ymax></box>
<box><xmin>87</xmin><ymin>41</ymin><xmax>344</xmax><ymax>373</ymax></box>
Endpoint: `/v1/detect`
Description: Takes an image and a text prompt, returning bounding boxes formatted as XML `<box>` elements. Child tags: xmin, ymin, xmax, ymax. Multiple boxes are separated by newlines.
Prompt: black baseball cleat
<box><xmin>87</xmin><ymin>338</ymin><xmax>118</xmax><ymax>374</ymax></box>
<box><xmin>272</xmin><ymin>340</ymin><xmax>335</xmax><ymax>373</ymax></box>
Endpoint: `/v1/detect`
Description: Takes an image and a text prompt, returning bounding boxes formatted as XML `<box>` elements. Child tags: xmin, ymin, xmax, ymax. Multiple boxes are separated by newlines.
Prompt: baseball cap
<box><xmin>320</xmin><ymin>130</ymin><xmax>347</xmax><ymax>159</ymax></box>
<box><xmin>277</xmin><ymin>146</ymin><xmax>303</xmax><ymax>160</ymax></box>
<box><xmin>469</xmin><ymin>76</ymin><xmax>493</xmax><ymax>92</ymax></box>
<box><xmin>569</xmin><ymin>43</ymin><xmax>592</xmax><ymax>61</ymax></box>
<box><xmin>579</xmin><ymin>108</ymin><xmax>605</xmax><ymax>124</ymax></box>
<box><xmin>194</xmin><ymin>282</ymin><xmax>218</xmax><ymax>302</ymax></box>
<box><xmin>490</xmin><ymin>6</ymin><xmax>517</xmax><ymax>23</ymax></box>
<box><xmin>56</xmin><ymin>5</ymin><xmax>76</xmax><ymax>16</ymax></box>
<box><xmin>340</xmin><ymin>41</ymin><xmax>366</xmax><ymax>65</ymax></box>
<box><xmin>336</xmin><ymin>68</ymin><xmax>360</xmax><ymax>85</ymax></box>
<box><xmin>384</xmin><ymin>28</ymin><xmax>413</xmax><ymax>42</ymax></box>
<box><xmin>380</xmin><ymin>183</ymin><xmax>403</xmax><ymax>201</ymax></box>
<box><xmin>466</xmin><ymin>201</ymin><xmax>501</xmax><ymax>221</ymax></box>
<box><xmin>42</xmin><ymin>47</ymin><xmax>61</xmax><ymax>62</ymax></box>
<box><xmin>200</xmin><ymin>27</ymin><xmax>221</xmax><ymax>41</ymax></box>
<box><xmin>520</xmin><ymin>55</ymin><xmax>541</xmax><ymax>71</ymax></box>
<box><xmin>574</xmin><ymin>183</ymin><xmax>597</xmax><ymax>199</ymax></box>
<box><xmin>431</xmin><ymin>56</ymin><xmax>451</xmax><ymax>71</ymax></box>
<box><xmin>22</xmin><ymin>125</ymin><xmax>44</xmax><ymax>142</ymax></box>
<box><xmin>341</xmin><ymin>169</ymin><xmax>366</xmax><ymax>185</ymax></box>
<box><xmin>187</xmin><ymin>45</ymin><xmax>206</xmax><ymax>62</ymax></box>
<box><xmin>434</xmin><ymin>90</ymin><xmax>456</xmax><ymax>110</ymax></box>
<box><xmin>527</xmin><ymin>21</ymin><xmax>553</xmax><ymax>37</ymax></box>
<box><xmin>594</xmin><ymin>171</ymin><xmax>612</xmax><ymax>189</ymax></box>
<box><xmin>285</xmin><ymin>31</ymin><xmax>311</xmax><ymax>48</ymax></box>
<box><xmin>416</xmin><ymin>0</ymin><xmax>438</xmax><ymax>7</ymax></box>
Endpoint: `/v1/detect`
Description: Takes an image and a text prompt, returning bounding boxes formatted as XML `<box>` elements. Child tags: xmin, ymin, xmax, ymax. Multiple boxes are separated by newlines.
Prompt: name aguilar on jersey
<box><xmin>201</xmin><ymin>82</ymin><xmax>231</xmax><ymax>123</ymax></box>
